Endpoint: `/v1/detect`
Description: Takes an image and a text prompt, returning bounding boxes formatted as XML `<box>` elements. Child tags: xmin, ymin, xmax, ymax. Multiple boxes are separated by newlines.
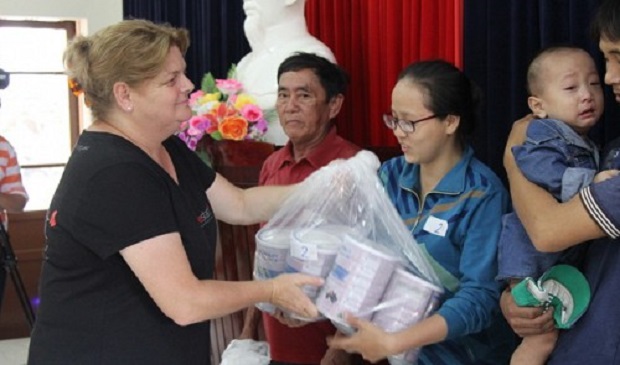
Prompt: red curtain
<box><xmin>305</xmin><ymin>0</ymin><xmax>463</xmax><ymax>147</ymax></box>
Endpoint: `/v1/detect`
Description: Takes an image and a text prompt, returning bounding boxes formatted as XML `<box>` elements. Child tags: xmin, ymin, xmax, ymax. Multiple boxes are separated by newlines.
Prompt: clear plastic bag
<box><xmin>253</xmin><ymin>151</ymin><xmax>443</xmax><ymax>363</ymax></box>
<box><xmin>219</xmin><ymin>339</ymin><xmax>270</xmax><ymax>365</ymax></box>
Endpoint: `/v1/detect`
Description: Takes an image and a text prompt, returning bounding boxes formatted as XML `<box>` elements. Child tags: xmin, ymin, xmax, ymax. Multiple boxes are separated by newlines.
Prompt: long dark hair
<box><xmin>398</xmin><ymin>59</ymin><xmax>482</xmax><ymax>144</ymax></box>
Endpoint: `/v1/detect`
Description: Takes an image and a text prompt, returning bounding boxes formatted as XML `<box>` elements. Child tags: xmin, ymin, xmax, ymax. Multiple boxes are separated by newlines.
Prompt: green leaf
<box><xmin>194</xmin><ymin>149</ymin><xmax>213</xmax><ymax>168</ymax></box>
<box><xmin>263</xmin><ymin>108</ymin><xmax>278</xmax><ymax>122</ymax></box>
<box><xmin>227</xmin><ymin>64</ymin><xmax>237</xmax><ymax>80</ymax></box>
<box><xmin>201</xmin><ymin>73</ymin><xmax>217</xmax><ymax>93</ymax></box>
<box><xmin>210</xmin><ymin>131</ymin><xmax>223</xmax><ymax>141</ymax></box>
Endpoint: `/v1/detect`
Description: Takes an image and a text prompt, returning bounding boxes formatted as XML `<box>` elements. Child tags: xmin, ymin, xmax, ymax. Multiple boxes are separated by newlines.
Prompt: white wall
<box><xmin>0</xmin><ymin>0</ymin><xmax>123</xmax><ymax>34</ymax></box>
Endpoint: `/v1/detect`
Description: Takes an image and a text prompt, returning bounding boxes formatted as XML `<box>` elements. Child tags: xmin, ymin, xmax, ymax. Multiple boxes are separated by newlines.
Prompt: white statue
<box><xmin>236</xmin><ymin>0</ymin><xmax>336</xmax><ymax>145</ymax></box>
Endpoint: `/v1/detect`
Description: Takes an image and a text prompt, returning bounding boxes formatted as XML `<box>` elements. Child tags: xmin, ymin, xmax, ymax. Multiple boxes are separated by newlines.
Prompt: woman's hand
<box><xmin>269</xmin><ymin>273</ymin><xmax>323</xmax><ymax>319</ymax></box>
<box><xmin>327</xmin><ymin>315</ymin><xmax>393</xmax><ymax>363</ymax></box>
<box><xmin>500</xmin><ymin>287</ymin><xmax>555</xmax><ymax>337</ymax></box>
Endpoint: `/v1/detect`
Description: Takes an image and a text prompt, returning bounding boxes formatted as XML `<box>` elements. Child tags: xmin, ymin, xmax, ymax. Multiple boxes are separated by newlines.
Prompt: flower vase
<box><xmin>196</xmin><ymin>138</ymin><xmax>275</xmax><ymax>187</ymax></box>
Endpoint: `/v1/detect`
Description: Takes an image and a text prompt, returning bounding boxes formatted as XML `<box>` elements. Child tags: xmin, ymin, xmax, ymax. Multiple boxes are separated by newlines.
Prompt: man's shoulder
<box><xmin>0</xmin><ymin>135</ymin><xmax>14</xmax><ymax>152</ymax></box>
<box><xmin>260</xmin><ymin>145</ymin><xmax>290</xmax><ymax>172</ymax></box>
<box><xmin>332</xmin><ymin>135</ymin><xmax>361</xmax><ymax>158</ymax></box>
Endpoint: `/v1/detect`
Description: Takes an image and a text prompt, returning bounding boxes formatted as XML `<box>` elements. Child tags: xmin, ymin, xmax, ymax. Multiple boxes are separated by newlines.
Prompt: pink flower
<box><xmin>186</xmin><ymin>138</ymin><xmax>198</xmax><ymax>151</ymax></box>
<box><xmin>189</xmin><ymin>90</ymin><xmax>204</xmax><ymax>105</ymax></box>
<box><xmin>253</xmin><ymin>118</ymin><xmax>269</xmax><ymax>133</ymax></box>
<box><xmin>205</xmin><ymin>114</ymin><xmax>219</xmax><ymax>134</ymax></box>
<box><xmin>215</xmin><ymin>79</ymin><xmax>243</xmax><ymax>95</ymax></box>
<box><xmin>187</xmin><ymin>115</ymin><xmax>210</xmax><ymax>136</ymax></box>
<box><xmin>241</xmin><ymin>104</ymin><xmax>263</xmax><ymax>122</ymax></box>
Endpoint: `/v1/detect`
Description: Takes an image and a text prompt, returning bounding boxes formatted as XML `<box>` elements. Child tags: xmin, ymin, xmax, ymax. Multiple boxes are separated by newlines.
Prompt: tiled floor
<box><xmin>0</xmin><ymin>337</ymin><xmax>29</xmax><ymax>365</ymax></box>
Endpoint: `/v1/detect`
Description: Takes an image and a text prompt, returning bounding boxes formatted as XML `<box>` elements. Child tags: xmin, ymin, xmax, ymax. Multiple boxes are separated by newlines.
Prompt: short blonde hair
<box><xmin>64</xmin><ymin>19</ymin><xmax>189</xmax><ymax>120</ymax></box>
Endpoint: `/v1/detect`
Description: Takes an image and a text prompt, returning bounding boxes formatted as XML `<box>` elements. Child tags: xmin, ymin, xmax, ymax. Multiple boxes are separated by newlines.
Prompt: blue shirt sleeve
<box><xmin>437</xmin><ymin>188</ymin><xmax>508</xmax><ymax>338</ymax></box>
<box><xmin>512</xmin><ymin>121</ymin><xmax>570</xmax><ymax>200</ymax></box>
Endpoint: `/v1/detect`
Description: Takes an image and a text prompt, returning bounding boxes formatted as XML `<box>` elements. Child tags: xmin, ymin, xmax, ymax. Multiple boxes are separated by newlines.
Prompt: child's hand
<box><xmin>594</xmin><ymin>169</ymin><xmax>620</xmax><ymax>183</ymax></box>
<box><xmin>500</xmin><ymin>287</ymin><xmax>555</xmax><ymax>337</ymax></box>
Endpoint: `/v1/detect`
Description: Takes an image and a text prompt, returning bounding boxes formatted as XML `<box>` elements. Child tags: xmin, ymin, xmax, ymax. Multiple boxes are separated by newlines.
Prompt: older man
<box><xmin>236</xmin><ymin>0</ymin><xmax>335</xmax><ymax>145</ymax></box>
<box><xmin>240</xmin><ymin>52</ymin><xmax>361</xmax><ymax>365</ymax></box>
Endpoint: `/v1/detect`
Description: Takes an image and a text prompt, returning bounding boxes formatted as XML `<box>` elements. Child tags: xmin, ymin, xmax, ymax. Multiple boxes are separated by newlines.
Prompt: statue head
<box><xmin>242</xmin><ymin>0</ymin><xmax>306</xmax><ymax>49</ymax></box>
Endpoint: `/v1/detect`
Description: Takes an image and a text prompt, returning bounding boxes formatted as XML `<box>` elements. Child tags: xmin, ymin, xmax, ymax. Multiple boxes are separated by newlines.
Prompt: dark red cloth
<box><xmin>260</xmin><ymin>126</ymin><xmax>360</xmax><ymax>364</ymax></box>
<box><xmin>263</xmin><ymin>315</ymin><xmax>336</xmax><ymax>364</ymax></box>
<box><xmin>305</xmin><ymin>0</ymin><xmax>463</xmax><ymax>147</ymax></box>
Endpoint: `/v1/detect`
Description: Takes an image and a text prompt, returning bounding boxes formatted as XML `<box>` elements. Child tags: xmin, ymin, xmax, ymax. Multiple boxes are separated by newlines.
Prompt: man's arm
<box><xmin>0</xmin><ymin>193</ymin><xmax>27</xmax><ymax>212</ymax></box>
<box><xmin>0</xmin><ymin>137</ymin><xmax>28</xmax><ymax>212</ymax></box>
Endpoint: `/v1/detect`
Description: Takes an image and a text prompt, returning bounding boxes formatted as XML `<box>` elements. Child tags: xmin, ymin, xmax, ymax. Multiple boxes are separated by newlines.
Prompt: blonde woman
<box><xmin>27</xmin><ymin>19</ymin><xmax>321</xmax><ymax>365</ymax></box>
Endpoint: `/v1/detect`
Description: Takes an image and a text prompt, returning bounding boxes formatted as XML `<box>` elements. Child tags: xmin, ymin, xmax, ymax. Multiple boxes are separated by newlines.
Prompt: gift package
<box><xmin>253</xmin><ymin>151</ymin><xmax>443</xmax><ymax>364</ymax></box>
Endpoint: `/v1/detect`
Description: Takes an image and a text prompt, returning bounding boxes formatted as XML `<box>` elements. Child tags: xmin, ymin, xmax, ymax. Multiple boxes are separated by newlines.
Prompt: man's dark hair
<box><xmin>277</xmin><ymin>52</ymin><xmax>349</xmax><ymax>101</ymax></box>
<box><xmin>591</xmin><ymin>0</ymin><xmax>620</xmax><ymax>42</ymax></box>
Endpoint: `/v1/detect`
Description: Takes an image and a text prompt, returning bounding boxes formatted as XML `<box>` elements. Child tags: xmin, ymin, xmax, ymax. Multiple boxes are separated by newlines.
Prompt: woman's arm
<box><xmin>121</xmin><ymin>232</ymin><xmax>322</xmax><ymax>326</ymax></box>
<box><xmin>504</xmin><ymin>117</ymin><xmax>605</xmax><ymax>252</ymax></box>
<box><xmin>206</xmin><ymin>174</ymin><xmax>296</xmax><ymax>225</ymax></box>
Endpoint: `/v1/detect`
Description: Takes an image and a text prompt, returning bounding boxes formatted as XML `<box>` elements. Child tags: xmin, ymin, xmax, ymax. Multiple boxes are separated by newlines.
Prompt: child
<box><xmin>497</xmin><ymin>46</ymin><xmax>605</xmax><ymax>365</ymax></box>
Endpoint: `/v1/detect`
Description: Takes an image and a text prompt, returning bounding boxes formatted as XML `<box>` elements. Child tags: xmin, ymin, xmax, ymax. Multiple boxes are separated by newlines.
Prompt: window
<box><xmin>0</xmin><ymin>20</ymin><xmax>81</xmax><ymax>211</ymax></box>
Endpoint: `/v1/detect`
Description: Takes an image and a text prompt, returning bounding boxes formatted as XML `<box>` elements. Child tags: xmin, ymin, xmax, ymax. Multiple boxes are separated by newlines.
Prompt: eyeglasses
<box><xmin>382</xmin><ymin>114</ymin><xmax>436</xmax><ymax>133</ymax></box>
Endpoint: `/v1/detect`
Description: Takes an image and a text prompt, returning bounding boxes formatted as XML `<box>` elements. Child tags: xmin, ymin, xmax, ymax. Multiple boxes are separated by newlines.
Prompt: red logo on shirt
<box><xmin>196</xmin><ymin>206</ymin><xmax>213</xmax><ymax>228</ymax></box>
<box><xmin>49</xmin><ymin>210</ymin><xmax>57</xmax><ymax>227</ymax></box>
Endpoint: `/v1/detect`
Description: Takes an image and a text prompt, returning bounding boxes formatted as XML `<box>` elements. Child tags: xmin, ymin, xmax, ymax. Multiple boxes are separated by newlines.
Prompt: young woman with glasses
<box><xmin>329</xmin><ymin>60</ymin><xmax>516</xmax><ymax>364</ymax></box>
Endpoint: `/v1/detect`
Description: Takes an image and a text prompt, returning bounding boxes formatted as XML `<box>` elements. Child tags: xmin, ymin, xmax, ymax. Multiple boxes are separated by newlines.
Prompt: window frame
<box><xmin>0</xmin><ymin>19</ymin><xmax>81</xmax><ymax>212</ymax></box>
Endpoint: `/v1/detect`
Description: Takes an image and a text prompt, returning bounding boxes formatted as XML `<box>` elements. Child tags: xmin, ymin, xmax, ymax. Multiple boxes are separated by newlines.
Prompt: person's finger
<box><xmin>344</xmin><ymin>312</ymin><xmax>378</xmax><ymax>333</ymax></box>
<box><xmin>293</xmin><ymin>273</ymin><xmax>325</xmax><ymax>288</ymax></box>
<box><xmin>293</xmin><ymin>298</ymin><xmax>318</xmax><ymax>318</ymax></box>
<box><xmin>512</xmin><ymin>306</ymin><xmax>545</xmax><ymax>320</ymax></box>
<box><xmin>271</xmin><ymin>309</ymin><xmax>289</xmax><ymax>323</ymax></box>
<box><xmin>326</xmin><ymin>333</ymin><xmax>352</xmax><ymax>351</ymax></box>
<box><xmin>508</xmin><ymin>312</ymin><xmax>548</xmax><ymax>328</ymax></box>
<box><xmin>512</xmin><ymin>310</ymin><xmax>555</xmax><ymax>336</ymax></box>
<box><xmin>270</xmin><ymin>273</ymin><xmax>323</xmax><ymax>317</ymax></box>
